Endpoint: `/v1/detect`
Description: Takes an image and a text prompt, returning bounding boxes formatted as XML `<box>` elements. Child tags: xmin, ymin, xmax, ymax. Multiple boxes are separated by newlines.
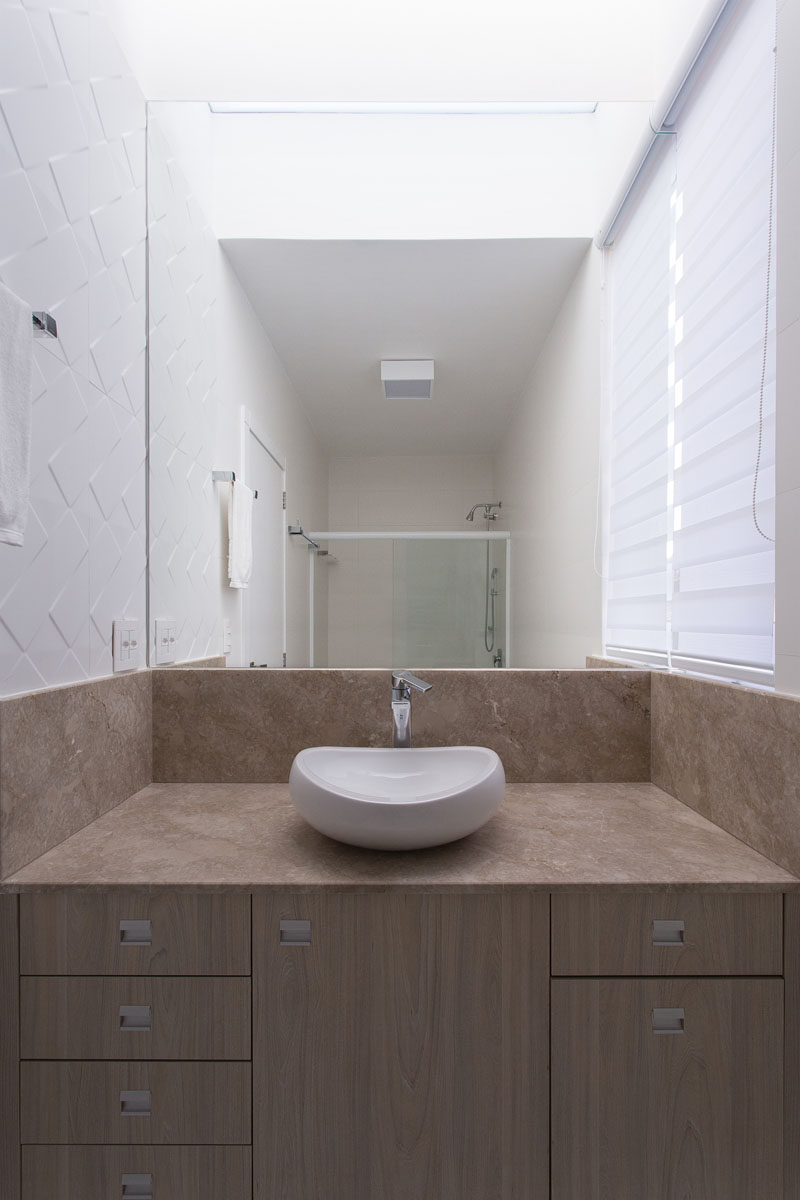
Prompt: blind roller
<box><xmin>604</xmin><ymin>0</ymin><xmax>775</xmax><ymax>682</ymax></box>
<box><xmin>671</xmin><ymin>0</ymin><xmax>775</xmax><ymax>675</ymax></box>
<box><xmin>605</xmin><ymin>146</ymin><xmax>674</xmax><ymax>656</ymax></box>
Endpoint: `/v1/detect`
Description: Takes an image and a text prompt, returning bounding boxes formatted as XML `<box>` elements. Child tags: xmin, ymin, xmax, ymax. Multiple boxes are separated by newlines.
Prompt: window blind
<box><xmin>670</xmin><ymin>0</ymin><xmax>775</xmax><ymax>680</ymax></box>
<box><xmin>604</xmin><ymin>0</ymin><xmax>775</xmax><ymax>684</ymax></box>
<box><xmin>604</xmin><ymin>146</ymin><xmax>674</xmax><ymax>662</ymax></box>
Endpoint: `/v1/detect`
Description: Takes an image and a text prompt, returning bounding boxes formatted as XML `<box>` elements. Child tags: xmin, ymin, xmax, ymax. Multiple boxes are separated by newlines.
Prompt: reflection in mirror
<box><xmin>146</xmin><ymin>100</ymin><xmax>649</xmax><ymax>669</ymax></box>
<box><xmin>309</xmin><ymin>531</ymin><xmax>509</xmax><ymax>668</ymax></box>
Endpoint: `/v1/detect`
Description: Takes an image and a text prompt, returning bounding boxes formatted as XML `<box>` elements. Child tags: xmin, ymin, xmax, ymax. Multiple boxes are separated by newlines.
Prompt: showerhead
<box><xmin>465</xmin><ymin>501</ymin><xmax>502</xmax><ymax>522</ymax></box>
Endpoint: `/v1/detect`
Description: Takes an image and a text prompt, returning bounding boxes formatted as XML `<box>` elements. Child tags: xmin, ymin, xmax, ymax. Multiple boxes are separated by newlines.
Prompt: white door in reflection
<box><xmin>244</xmin><ymin>423</ymin><xmax>286</xmax><ymax>668</ymax></box>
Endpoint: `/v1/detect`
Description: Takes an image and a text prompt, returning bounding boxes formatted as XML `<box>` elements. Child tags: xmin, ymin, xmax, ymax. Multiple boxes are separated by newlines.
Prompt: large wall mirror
<box><xmin>146</xmin><ymin>100</ymin><xmax>649</xmax><ymax>669</ymax></box>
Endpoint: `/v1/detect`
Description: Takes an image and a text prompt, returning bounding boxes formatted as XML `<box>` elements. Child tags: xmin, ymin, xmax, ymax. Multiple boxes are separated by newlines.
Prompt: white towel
<box><xmin>0</xmin><ymin>284</ymin><xmax>33</xmax><ymax>547</ymax></box>
<box><xmin>228</xmin><ymin>480</ymin><xmax>254</xmax><ymax>588</ymax></box>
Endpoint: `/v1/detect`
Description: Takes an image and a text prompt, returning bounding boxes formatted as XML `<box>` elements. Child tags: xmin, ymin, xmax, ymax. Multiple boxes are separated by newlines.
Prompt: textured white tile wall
<box><xmin>146</xmin><ymin>111</ymin><xmax>221</xmax><ymax>664</ymax></box>
<box><xmin>0</xmin><ymin>0</ymin><xmax>146</xmax><ymax>697</ymax></box>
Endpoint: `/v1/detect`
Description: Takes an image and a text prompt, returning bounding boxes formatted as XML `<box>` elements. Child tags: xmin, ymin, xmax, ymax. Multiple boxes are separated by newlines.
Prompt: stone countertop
<box><xmin>2</xmin><ymin>782</ymin><xmax>796</xmax><ymax>892</ymax></box>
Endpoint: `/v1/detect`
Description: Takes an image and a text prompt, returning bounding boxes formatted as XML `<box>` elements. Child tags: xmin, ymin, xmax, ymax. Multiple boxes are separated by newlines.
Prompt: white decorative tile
<box><xmin>88</xmin><ymin>138</ymin><xmax>124</xmax><ymax>210</ymax></box>
<box><xmin>49</xmin><ymin>147</ymin><xmax>89</xmax><ymax>223</ymax></box>
<box><xmin>1</xmin><ymin>80</ymin><xmax>87</xmax><ymax>167</ymax></box>
<box><xmin>0</xmin><ymin>6</ymin><xmax>48</xmax><ymax>90</ymax></box>
<box><xmin>0</xmin><ymin>0</ymin><xmax>146</xmax><ymax>697</ymax></box>
<box><xmin>91</xmin><ymin>75</ymin><xmax>144</xmax><ymax>142</ymax></box>
<box><xmin>0</xmin><ymin>167</ymin><xmax>48</xmax><ymax>261</ymax></box>
<box><xmin>49</xmin><ymin>10</ymin><xmax>89</xmax><ymax>82</ymax></box>
<box><xmin>90</xmin><ymin>185</ymin><xmax>142</xmax><ymax>265</ymax></box>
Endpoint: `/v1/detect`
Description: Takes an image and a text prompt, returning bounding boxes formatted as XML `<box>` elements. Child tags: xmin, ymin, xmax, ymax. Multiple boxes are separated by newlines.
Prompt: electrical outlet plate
<box><xmin>113</xmin><ymin>619</ymin><xmax>141</xmax><ymax>672</ymax></box>
<box><xmin>155</xmin><ymin>618</ymin><xmax>178</xmax><ymax>665</ymax></box>
<box><xmin>222</xmin><ymin>618</ymin><xmax>232</xmax><ymax>655</ymax></box>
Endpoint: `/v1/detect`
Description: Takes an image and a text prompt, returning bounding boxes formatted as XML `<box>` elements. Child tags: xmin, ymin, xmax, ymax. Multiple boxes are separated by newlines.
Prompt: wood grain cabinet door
<box><xmin>551</xmin><ymin>977</ymin><xmax>783</xmax><ymax>1200</ymax></box>
<box><xmin>253</xmin><ymin>892</ymin><xmax>549</xmax><ymax>1200</ymax></box>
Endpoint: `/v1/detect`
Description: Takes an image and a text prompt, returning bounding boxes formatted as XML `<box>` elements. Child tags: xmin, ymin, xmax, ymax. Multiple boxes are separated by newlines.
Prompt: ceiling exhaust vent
<box><xmin>380</xmin><ymin>360</ymin><xmax>434</xmax><ymax>401</ymax></box>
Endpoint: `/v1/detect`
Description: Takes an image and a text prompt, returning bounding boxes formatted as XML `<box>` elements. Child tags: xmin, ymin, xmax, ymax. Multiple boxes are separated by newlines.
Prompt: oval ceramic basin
<box><xmin>289</xmin><ymin>746</ymin><xmax>505</xmax><ymax>850</ymax></box>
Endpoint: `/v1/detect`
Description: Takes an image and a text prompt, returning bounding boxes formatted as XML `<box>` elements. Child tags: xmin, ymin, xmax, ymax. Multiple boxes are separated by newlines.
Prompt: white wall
<box><xmin>215</xmin><ymin>251</ymin><xmax>329</xmax><ymax>667</ymax></box>
<box><xmin>0</xmin><ymin>1</ymin><xmax>147</xmax><ymax>697</ymax></box>
<box><xmin>494</xmin><ymin>248</ymin><xmax>603</xmax><ymax>667</ymax></box>
<box><xmin>775</xmin><ymin>0</ymin><xmax>800</xmax><ymax>694</ymax></box>
<box><xmin>325</xmin><ymin>454</ymin><xmax>494</xmax><ymax>666</ymax></box>
<box><xmin>147</xmin><ymin>103</ymin><xmax>329</xmax><ymax>668</ymax></box>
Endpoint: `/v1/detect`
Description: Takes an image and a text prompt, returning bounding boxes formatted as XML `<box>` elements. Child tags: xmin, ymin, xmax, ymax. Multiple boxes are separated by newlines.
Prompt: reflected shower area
<box><xmin>308</xmin><ymin>532</ymin><xmax>510</xmax><ymax>668</ymax></box>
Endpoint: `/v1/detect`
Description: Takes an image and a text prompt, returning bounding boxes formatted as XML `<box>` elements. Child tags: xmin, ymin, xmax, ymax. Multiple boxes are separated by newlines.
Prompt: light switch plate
<box><xmin>155</xmin><ymin>618</ymin><xmax>178</xmax><ymax>665</ymax></box>
<box><xmin>113</xmin><ymin>619</ymin><xmax>141</xmax><ymax>672</ymax></box>
<box><xmin>222</xmin><ymin>618</ymin><xmax>232</xmax><ymax>655</ymax></box>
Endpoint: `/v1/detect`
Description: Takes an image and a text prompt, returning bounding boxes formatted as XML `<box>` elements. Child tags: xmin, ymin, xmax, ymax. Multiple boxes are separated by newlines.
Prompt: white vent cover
<box><xmin>380</xmin><ymin>360</ymin><xmax>434</xmax><ymax>401</ymax></box>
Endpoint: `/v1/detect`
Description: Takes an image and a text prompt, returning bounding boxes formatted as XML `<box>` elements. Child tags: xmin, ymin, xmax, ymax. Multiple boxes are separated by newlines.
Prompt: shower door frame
<box><xmin>306</xmin><ymin>530</ymin><xmax>511</xmax><ymax>668</ymax></box>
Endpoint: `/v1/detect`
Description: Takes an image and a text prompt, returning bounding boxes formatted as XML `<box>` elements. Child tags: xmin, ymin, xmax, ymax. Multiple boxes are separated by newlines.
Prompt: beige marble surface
<box><xmin>652</xmin><ymin>673</ymin><xmax>800</xmax><ymax>877</ymax></box>
<box><xmin>3</xmin><ymin>781</ymin><xmax>794</xmax><ymax>892</ymax></box>
<box><xmin>0</xmin><ymin>672</ymin><xmax>152</xmax><ymax>878</ymax></box>
<box><xmin>152</xmin><ymin>668</ymin><xmax>652</xmax><ymax>785</ymax></box>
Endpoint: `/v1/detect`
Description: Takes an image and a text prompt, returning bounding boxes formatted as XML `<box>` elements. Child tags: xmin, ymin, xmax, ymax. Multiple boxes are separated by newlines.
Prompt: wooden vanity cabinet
<box><xmin>550</xmin><ymin>891</ymin><xmax>786</xmax><ymax>1200</ymax></box>
<box><xmin>3</xmin><ymin>886</ymin><xmax>794</xmax><ymax>1200</ymax></box>
<box><xmin>252</xmin><ymin>891</ymin><xmax>550</xmax><ymax>1200</ymax></box>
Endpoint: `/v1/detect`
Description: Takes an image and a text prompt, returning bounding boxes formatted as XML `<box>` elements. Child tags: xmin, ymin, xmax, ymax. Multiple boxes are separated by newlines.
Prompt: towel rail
<box><xmin>288</xmin><ymin>524</ymin><xmax>320</xmax><ymax>550</ymax></box>
<box><xmin>212</xmin><ymin>470</ymin><xmax>258</xmax><ymax>499</ymax></box>
<box><xmin>32</xmin><ymin>311</ymin><xmax>57</xmax><ymax>339</ymax></box>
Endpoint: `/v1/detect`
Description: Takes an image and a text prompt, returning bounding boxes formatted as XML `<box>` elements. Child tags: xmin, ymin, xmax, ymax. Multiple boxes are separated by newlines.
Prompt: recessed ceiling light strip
<box><xmin>208</xmin><ymin>101</ymin><xmax>598</xmax><ymax>116</ymax></box>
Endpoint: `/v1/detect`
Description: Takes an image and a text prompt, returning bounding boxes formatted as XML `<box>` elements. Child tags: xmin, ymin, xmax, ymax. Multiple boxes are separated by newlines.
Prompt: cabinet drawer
<box><xmin>22</xmin><ymin>1146</ymin><xmax>251</xmax><ymax>1200</ymax></box>
<box><xmin>551</xmin><ymin>891</ymin><xmax>782</xmax><ymax>976</ymax></box>
<box><xmin>21</xmin><ymin>1062</ymin><xmax>251</xmax><ymax>1145</ymax></box>
<box><xmin>21</xmin><ymin>977</ymin><xmax>251</xmax><ymax>1060</ymax></box>
<box><xmin>20</xmin><ymin>892</ymin><xmax>250</xmax><ymax>975</ymax></box>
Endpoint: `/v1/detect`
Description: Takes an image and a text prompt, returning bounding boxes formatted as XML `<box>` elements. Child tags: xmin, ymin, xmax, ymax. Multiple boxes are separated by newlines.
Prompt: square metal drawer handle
<box><xmin>119</xmin><ymin>1005</ymin><xmax>152</xmax><ymax>1032</ymax></box>
<box><xmin>120</xmin><ymin>1090</ymin><xmax>152</xmax><ymax>1118</ymax></box>
<box><xmin>652</xmin><ymin>919</ymin><xmax>685</xmax><ymax>947</ymax></box>
<box><xmin>121</xmin><ymin>1174</ymin><xmax>153</xmax><ymax>1200</ymax></box>
<box><xmin>280</xmin><ymin>919</ymin><xmax>311</xmax><ymax>946</ymax></box>
<box><xmin>120</xmin><ymin>919</ymin><xmax>152</xmax><ymax>946</ymax></box>
<box><xmin>652</xmin><ymin>1007</ymin><xmax>686</xmax><ymax>1034</ymax></box>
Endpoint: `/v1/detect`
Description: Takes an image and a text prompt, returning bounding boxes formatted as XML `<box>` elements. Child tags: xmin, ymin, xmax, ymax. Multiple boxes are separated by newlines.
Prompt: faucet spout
<box><xmin>391</xmin><ymin>670</ymin><xmax>431</xmax><ymax>747</ymax></box>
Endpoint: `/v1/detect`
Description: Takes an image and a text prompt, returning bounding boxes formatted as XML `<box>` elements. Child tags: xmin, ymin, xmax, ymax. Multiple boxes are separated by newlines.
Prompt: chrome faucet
<box><xmin>391</xmin><ymin>670</ymin><xmax>432</xmax><ymax>748</ymax></box>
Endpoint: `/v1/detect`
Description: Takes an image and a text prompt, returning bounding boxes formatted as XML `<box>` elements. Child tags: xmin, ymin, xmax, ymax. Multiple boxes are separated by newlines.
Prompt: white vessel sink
<box><xmin>289</xmin><ymin>746</ymin><xmax>505</xmax><ymax>850</ymax></box>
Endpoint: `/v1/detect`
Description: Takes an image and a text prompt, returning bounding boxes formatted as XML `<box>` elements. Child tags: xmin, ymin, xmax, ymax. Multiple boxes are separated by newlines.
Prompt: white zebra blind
<box><xmin>605</xmin><ymin>146</ymin><xmax>675</xmax><ymax>661</ymax></box>
<box><xmin>605</xmin><ymin>0</ymin><xmax>776</xmax><ymax>683</ymax></box>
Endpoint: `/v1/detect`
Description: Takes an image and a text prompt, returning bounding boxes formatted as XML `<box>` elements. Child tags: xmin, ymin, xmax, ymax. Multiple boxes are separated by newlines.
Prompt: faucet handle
<box><xmin>392</xmin><ymin>670</ymin><xmax>432</xmax><ymax>695</ymax></box>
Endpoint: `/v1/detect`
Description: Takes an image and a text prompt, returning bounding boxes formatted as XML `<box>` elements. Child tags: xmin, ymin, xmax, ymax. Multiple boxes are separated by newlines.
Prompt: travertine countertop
<box><xmin>2</xmin><ymin>782</ymin><xmax>796</xmax><ymax>891</ymax></box>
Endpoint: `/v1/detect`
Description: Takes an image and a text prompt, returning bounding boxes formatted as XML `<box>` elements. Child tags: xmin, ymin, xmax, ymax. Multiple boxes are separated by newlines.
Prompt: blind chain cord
<box><xmin>753</xmin><ymin>36</ymin><xmax>778</xmax><ymax>544</ymax></box>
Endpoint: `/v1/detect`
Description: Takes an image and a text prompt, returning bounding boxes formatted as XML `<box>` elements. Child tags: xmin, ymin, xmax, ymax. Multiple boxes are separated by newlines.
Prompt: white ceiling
<box><xmin>109</xmin><ymin>0</ymin><xmax>705</xmax><ymax>105</ymax></box>
<box><xmin>222</xmin><ymin>238</ymin><xmax>590</xmax><ymax>455</ymax></box>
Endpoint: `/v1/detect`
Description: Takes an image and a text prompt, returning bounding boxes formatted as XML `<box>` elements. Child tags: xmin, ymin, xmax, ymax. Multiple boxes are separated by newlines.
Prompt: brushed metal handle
<box><xmin>120</xmin><ymin>919</ymin><xmax>152</xmax><ymax>946</ymax></box>
<box><xmin>652</xmin><ymin>1007</ymin><xmax>685</xmax><ymax>1034</ymax></box>
<box><xmin>121</xmin><ymin>1174</ymin><xmax>153</xmax><ymax>1199</ymax></box>
<box><xmin>652</xmin><ymin>919</ymin><xmax>685</xmax><ymax>947</ymax></box>
<box><xmin>120</xmin><ymin>1089</ymin><xmax>151</xmax><ymax>1117</ymax></box>
<box><xmin>119</xmin><ymin>1005</ymin><xmax>152</xmax><ymax>1032</ymax></box>
<box><xmin>280</xmin><ymin>919</ymin><xmax>311</xmax><ymax>946</ymax></box>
